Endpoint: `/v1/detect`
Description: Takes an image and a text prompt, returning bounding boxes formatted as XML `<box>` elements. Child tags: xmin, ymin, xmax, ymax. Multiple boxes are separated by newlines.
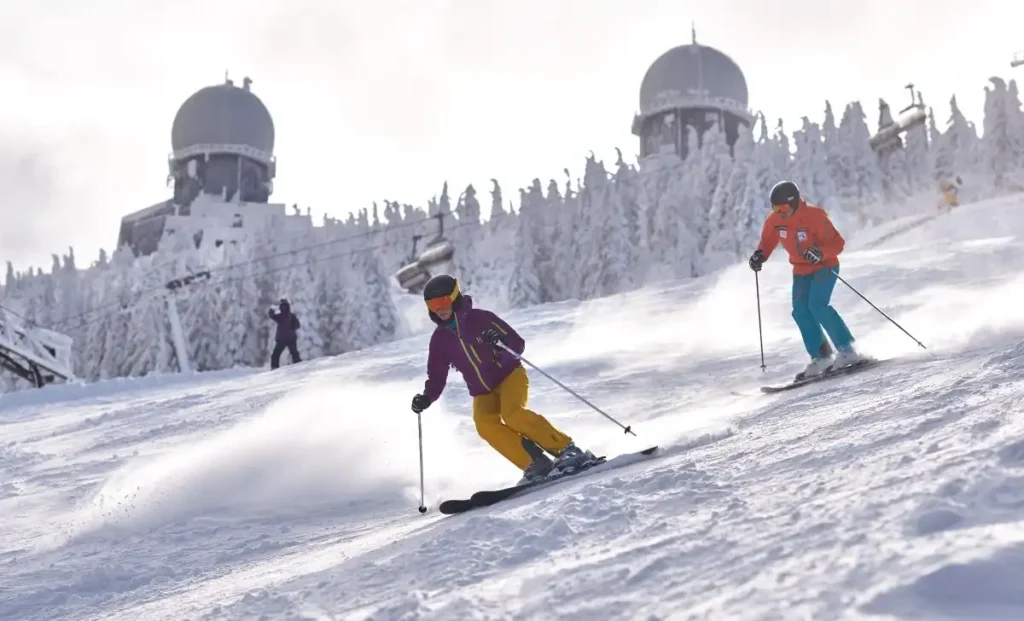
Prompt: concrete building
<box><xmin>632</xmin><ymin>28</ymin><xmax>753</xmax><ymax>163</ymax></box>
<box><xmin>118</xmin><ymin>75</ymin><xmax>308</xmax><ymax>256</ymax></box>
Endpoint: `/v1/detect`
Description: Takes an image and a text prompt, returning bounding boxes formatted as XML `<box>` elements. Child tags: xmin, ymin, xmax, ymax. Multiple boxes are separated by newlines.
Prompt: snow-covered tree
<box><xmin>488</xmin><ymin>179</ymin><xmax>507</xmax><ymax>221</ymax></box>
<box><xmin>706</xmin><ymin>127</ymin><xmax>757</xmax><ymax>264</ymax></box>
<box><xmin>837</xmin><ymin>102</ymin><xmax>884</xmax><ymax>222</ymax></box>
<box><xmin>981</xmin><ymin>77</ymin><xmax>1024</xmax><ymax>192</ymax></box>
<box><xmin>507</xmin><ymin>188</ymin><xmax>544</xmax><ymax>307</ymax></box>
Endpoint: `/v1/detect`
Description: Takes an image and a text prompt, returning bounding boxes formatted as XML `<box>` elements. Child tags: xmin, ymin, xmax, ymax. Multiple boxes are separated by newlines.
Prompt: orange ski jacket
<box><xmin>756</xmin><ymin>201</ymin><xmax>845</xmax><ymax>275</ymax></box>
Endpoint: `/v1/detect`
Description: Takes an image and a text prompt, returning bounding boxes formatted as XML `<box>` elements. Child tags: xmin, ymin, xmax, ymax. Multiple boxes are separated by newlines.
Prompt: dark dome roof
<box><xmin>171</xmin><ymin>78</ymin><xmax>275</xmax><ymax>155</ymax></box>
<box><xmin>639</xmin><ymin>44</ymin><xmax>748</xmax><ymax>116</ymax></box>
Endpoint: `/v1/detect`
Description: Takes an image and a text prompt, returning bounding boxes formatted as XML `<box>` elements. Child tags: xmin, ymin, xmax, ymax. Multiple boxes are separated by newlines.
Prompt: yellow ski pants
<box><xmin>472</xmin><ymin>366</ymin><xmax>571</xmax><ymax>469</ymax></box>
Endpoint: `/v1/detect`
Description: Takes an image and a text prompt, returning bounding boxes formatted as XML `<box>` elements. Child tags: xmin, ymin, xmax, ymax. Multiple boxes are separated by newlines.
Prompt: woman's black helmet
<box><xmin>423</xmin><ymin>274</ymin><xmax>463</xmax><ymax>324</ymax></box>
<box><xmin>423</xmin><ymin>274</ymin><xmax>458</xmax><ymax>301</ymax></box>
<box><xmin>769</xmin><ymin>180</ymin><xmax>801</xmax><ymax>212</ymax></box>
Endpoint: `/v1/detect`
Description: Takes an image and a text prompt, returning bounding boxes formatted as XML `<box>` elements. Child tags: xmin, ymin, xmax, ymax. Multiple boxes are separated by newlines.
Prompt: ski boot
<box><xmin>550</xmin><ymin>442</ymin><xmax>597</xmax><ymax>476</ymax></box>
<box><xmin>830</xmin><ymin>345</ymin><xmax>867</xmax><ymax>371</ymax></box>
<box><xmin>517</xmin><ymin>456</ymin><xmax>553</xmax><ymax>485</ymax></box>
<box><xmin>794</xmin><ymin>356</ymin><xmax>833</xmax><ymax>382</ymax></box>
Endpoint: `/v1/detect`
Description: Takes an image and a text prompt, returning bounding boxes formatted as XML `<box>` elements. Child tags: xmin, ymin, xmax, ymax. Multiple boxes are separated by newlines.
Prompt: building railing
<box><xmin>636</xmin><ymin>91</ymin><xmax>753</xmax><ymax>122</ymax></box>
<box><xmin>170</xmin><ymin>143</ymin><xmax>276</xmax><ymax>165</ymax></box>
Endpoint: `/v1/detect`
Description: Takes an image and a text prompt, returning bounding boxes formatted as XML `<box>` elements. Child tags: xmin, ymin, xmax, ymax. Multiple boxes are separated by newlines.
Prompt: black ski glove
<box><xmin>748</xmin><ymin>249</ymin><xmax>765</xmax><ymax>272</ymax></box>
<box><xmin>411</xmin><ymin>394</ymin><xmax>432</xmax><ymax>414</ymax></box>
<box><xmin>480</xmin><ymin>328</ymin><xmax>501</xmax><ymax>346</ymax></box>
<box><xmin>803</xmin><ymin>246</ymin><xmax>823</xmax><ymax>264</ymax></box>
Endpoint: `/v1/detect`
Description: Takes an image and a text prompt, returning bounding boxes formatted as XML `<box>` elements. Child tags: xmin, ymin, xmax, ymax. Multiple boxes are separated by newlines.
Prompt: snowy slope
<box><xmin>3</xmin><ymin>195</ymin><xmax>1024</xmax><ymax>621</ymax></box>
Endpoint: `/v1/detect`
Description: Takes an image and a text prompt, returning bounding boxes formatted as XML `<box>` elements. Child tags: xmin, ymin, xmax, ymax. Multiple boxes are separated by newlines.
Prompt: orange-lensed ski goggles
<box><xmin>425</xmin><ymin>281</ymin><xmax>461</xmax><ymax>312</ymax></box>
<box><xmin>772</xmin><ymin>198</ymin><xmax>800</xmax><ymax>215</ymax></box>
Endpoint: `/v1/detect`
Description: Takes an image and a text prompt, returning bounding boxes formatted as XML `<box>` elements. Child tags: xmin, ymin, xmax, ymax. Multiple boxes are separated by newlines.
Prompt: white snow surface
<box><xmin>3</xmin><ymin>195</ymin><xmax>1024</xmax><ymax>621</ymax></box>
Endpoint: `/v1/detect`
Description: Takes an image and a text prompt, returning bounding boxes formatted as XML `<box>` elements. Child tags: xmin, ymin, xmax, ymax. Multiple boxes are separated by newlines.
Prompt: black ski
<box><xmin>439</xmin><ymin>446</ymin><xmax>658</xmax><ymax>515</ymax></box>
<box><xmin>760</xmin><ymin>357</ymin><xmax>887</xmax><ymax>393</ymax></box>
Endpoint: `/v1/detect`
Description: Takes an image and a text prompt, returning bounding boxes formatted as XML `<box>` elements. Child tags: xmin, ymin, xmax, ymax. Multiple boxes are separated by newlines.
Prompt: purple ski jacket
<box><xmin>423</xmin><ymin>295</ymin><xmax>525</xmax><ymax>401</ymax></box>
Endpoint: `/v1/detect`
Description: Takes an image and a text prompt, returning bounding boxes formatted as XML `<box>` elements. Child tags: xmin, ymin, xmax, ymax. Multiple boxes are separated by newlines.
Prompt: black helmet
<box><xmin>423</xmin><ymin>274</ymin><xmax>458</xmax><ymax>301</ymax></box>
<box><xmin>769</xmin><ymin>180</ymin><xmax>800</xmax><ymax>212</ymax></box>
<box><xmin>423</xmin><ymin>274</ymin><xmax>463</xmax><ymax>323</ymax></box>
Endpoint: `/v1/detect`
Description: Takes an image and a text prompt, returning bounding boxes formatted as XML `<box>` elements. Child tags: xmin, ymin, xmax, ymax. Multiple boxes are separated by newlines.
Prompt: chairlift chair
<box><xmin>393</xmin><ymin>212</ymin><xmax>457</xmax><ymax>294</ymax></box>
<box><xmin>869</xmin><ymin>83</ymin><xmax>927</xmax><ymax>153</ymax></box>
<box><xmin>395</xmin><ymin>234</ymin><xmax>430</xmax><ymax>292</ymax></box>
<box><xmin>416</xmin><ymin>212</ymin><xmax>456</xmax><ymax>267</ymax></box>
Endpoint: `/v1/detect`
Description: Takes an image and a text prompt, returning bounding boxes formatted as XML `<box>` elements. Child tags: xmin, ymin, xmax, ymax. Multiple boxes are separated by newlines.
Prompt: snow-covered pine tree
<box><xmin>878</xmin><ymin>146</ymin><xmax>913</xmax><ymax>207</ymax></box>
<box><xmin>706</xmin><ymin>126</ymin><xmax>757</xmax><ymax>266</ymax></box>
<box><xmin>597</xmin><ymin>172</ymin><xmax>635</xmax><ymax>296</ymax></box>
<box><xmin>538</xmin><ymin>172</ymin><xmax>570</xmax><ymax>299</ymax></box>
<box><xmin>488</xmin><ymin>179</ymin><xmax>507</xmax><ymax>221</ymax></box>
<box><xmin>649</xmin><ymin>127</ymin><xmax>703</xmax><ymax>280</ymax></box>
<box><xmin>902</xmin><ymin>117</ymin><xmax>931</xmax><ymax>195</ymax></box>
<box><xmin>837</xmin><ymin>102</ymin><xmax>884</xmax><ymax>223</ymax></box>
<box><xmin>517</xmin><ymin>178</ymin><xmax>557</xmax><ymax>302</ymax></box>
<box><xmin>359</xmin><ymin>244</ymin><xmax>399</xmax><ymax>344</ymax></box>
<box><xmin>980</xmin><ymin>77</ymin><xmax>1024</xmax><ymax>193</ymax></box>
<box><xmin>449</xmin><ymin>184</ymin><xmax>482</xmax><ymax>293</ymax></box>
<box><xmin>458</xmin><ymin>183</ymin><xmax>482</xmax><ymax>225</ymax></box>
<box><xmin>335</xmin><ymin>243</ymin><xmax>398</xmax><ymax>350</ymax></box>
<box><xmin>507</xmin><ymin>188</ymin><xmax>544</xmax><ymax>308</ymax></box>
<box><xmin>702</xmin><ymin>121</ymin><xmax>738</xmax><ymax>264</ymax></box>
<box><xmin>215</xmin><ymin>240</ymin><xmax>263</xmax><ymax>368</ymax></box>
<box><xmin>90</xmin><ymin>247</ymin><xmax>137</xmax><ymax>380</ymax></box>
<box><xmin>791</xmin><ymin>117</ymin><xmax>838</xmax><ymax>211</ymax></box>
<box><xmin>611</xmin><ymin>149</ymin><xmax>642</xmax><ymax>250</ymax></box>
<box><xmin>76</xmin><ymin>263</ymin><xmax>111</xmax><ymax>380</ymax></box>
<box><xmin>573</xmin><ymin>156</ymin><xmax>611</xmax><ymax>300</ymax></box>
<box><xmin>931</xmin><ymin>119</ymin><xmax>954</xmax><ymax>190</ymax></box>
<box><xmin>181</xmin><ymin>270</ymin><xmax>222</xmax><ymax>371</ymax></box>
<box><xmin>314</xmin><ymin>264</ymin><xmax>346</xmax><ymax>357</ymax></box>
<box><xmin>1006</xmin><ymin>80</ymin><xmax>1024</xmax><ymax>168</ymax></box>
<box><xmin>820</xmin><ymin>101</ymin><xmax>850</xmax><ymax>205</ymax></box>
<box><xmin>515</xmin><ymin>179</ymin><xmax>556</xmax><ymax>302</ymax></box>
<box><xmin>945</xmin><ymin>95</ymin><xmax>981</xmax><ymax>187</ymax></box>
<box><xmin>121</xmin><ymin>260</ymin><xmax>174</xmax><ymax>376</ymax></box>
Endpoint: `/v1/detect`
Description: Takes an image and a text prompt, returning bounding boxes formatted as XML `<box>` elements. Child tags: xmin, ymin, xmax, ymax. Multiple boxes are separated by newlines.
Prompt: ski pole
<box><xmin>830</xmin><ymin>269</ymin><xmax>928</xmax><ymax>351</ymax></box>
<box><xmin>496</xmin><ymin>342</ymin><xmax>636</xmax><ymax>436</ymax></box>
<box><xmin>416</xmin><ymin>412</ymin><xmax>427</xmax><ymax>514</ymax></box>
<box><xmin>754</xmin><ymin>270</ymin><xmax>766</xmax><ymax>371</ymax></box>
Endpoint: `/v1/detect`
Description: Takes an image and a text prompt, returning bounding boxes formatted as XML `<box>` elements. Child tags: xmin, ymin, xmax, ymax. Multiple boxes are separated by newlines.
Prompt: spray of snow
<box><xmin>59</xmin><ymin>379</ymin><xmax>498</xmax><ymax>538</ymax></box>
<box><xmin>859</xmin><ymin>271</ymin><xmax>1024</xmax><ymax>360</ymax></box>
<box><xmin>529</xmin><ymin>263</ymin><xmax>769</xmax><ymax>371</ymax></box>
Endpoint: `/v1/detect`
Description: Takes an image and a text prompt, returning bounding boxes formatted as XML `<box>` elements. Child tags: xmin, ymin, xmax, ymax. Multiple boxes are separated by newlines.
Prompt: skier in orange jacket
<box><xmin>748</xmin><ymin>180</ymin><xmax>866</xmax><ymax>380</ymax></box>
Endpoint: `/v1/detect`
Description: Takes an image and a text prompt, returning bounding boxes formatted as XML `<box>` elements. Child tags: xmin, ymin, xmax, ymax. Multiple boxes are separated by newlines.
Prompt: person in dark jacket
<box><xmin>268</xmin><ymin>298</ymin><xmax>301</xmax><ymax>369</ymax></box>
<box><xmin>410</xmin><ymin>274</ymin><xmax>596</xmax><ymax>485</ymax></box>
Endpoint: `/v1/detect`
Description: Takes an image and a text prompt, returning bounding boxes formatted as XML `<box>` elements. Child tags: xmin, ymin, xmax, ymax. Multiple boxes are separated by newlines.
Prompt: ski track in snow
<box><xmin>2</xmin><ymin>194</ymin><xmax>1024</xmax><ymax>620</ymax></box>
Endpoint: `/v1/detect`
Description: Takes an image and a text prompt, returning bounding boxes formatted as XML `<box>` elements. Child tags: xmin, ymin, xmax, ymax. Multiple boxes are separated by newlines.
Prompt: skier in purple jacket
<box><xmin>411</xmin><ymin>274</ymin><xmax>595</xmax><ymax>484</ymax></box>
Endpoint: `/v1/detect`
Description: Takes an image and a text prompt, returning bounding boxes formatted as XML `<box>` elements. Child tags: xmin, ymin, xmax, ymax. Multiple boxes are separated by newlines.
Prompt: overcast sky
<box><xmin>2</xmin><ymin>0</ymin><xmax>1021</xmax><ymax>272</ymax></box>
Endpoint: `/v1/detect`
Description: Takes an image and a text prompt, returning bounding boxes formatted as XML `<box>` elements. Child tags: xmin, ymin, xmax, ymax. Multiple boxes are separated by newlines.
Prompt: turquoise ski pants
<box><xmin>792</xmin><ymin>266</ymin><xmax>854</xmax><ymax>359</ymax></box>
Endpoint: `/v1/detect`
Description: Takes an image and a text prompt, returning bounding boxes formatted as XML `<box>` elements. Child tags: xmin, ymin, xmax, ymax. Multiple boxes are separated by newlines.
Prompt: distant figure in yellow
<box><xmin>937</xmin><ymin>176</ymin><xmax>962</xmax><ymax>212</ymax></box>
